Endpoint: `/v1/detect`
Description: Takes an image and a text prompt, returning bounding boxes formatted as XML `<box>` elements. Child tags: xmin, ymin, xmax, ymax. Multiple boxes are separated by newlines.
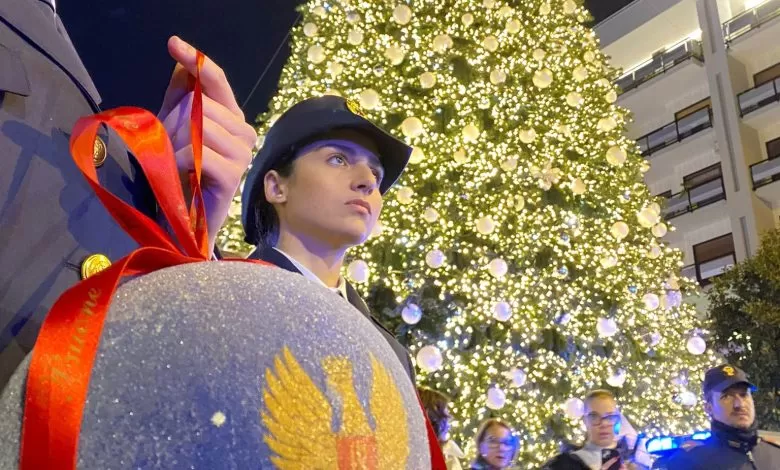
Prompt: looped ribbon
<box><xmin>18</xmin><ymin>51</ymin><xmax>446</xmax><ymax>470</ymax></box>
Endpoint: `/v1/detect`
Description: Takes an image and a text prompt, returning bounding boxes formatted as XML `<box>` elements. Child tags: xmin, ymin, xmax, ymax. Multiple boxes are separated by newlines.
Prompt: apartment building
<box><xmin>596</xmin><ymin>0</ymin><xmax>780</xmax><ymax>294</ymax></box>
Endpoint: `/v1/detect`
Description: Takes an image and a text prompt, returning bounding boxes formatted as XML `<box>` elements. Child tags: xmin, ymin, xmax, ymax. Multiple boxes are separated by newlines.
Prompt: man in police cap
<box><xmin>663</xmin><ymin>364</ymin><xmax>780</xmax><ymax>469</ymax></box>
<box><xmin>241</xmin><ymin>95</ymin><xmax>415</xmax><ymax>381</ymax></box>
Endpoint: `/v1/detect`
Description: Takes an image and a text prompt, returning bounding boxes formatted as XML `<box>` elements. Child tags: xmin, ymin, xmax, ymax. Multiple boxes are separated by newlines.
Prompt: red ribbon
<box><xmin>18</xmin><ymin>51</ymin><xmax>446</xmax><ymax>470</ymax></box>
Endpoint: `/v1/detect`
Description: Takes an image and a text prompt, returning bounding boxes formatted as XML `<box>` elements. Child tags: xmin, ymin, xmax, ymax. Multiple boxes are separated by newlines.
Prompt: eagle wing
<box><xmin>369</xmin><ymin>353</ymin><xmax>410</xmax><ymax>468</ymax></box>
<box><xmin>261</xmin><ymin>346</ymin><xmax>338</xmax><ymax>469</ymax></box>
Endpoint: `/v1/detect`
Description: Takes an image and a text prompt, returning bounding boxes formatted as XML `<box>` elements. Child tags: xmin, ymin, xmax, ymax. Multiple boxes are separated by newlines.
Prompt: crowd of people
<box><xmin>2</xmin><ymin>1</ymin><xmax>780</xmax><ymax>469</ymax></box>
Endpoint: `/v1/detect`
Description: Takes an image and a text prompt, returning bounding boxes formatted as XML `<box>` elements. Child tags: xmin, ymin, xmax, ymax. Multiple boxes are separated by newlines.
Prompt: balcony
<box><xmin>724</xmin><ymin>0</ymin><xmax>780</xmax><ymax>44</ymax></box>
<box><xmin>636</xmin><ymin>106</ymin><xmax>713</xmax><ymax>157</ymax></box>
<box><xmin>615</xmin><ymin>39</ymin><xmax>704</xmax><ymax>95</ymax></box>
<box><xmin>738</xmin><ymin>77</ymin><xmax>780</xmax><ymax>116</ymax></box>
<box><xmin>662</xmin><ymin>177</ymin><xmax>727</xmax><ymax>220</ymax></box>
<box><xmin>751</xmin><ymin>157</ymin><xmax>780</xmax><ymax>206</ymax></box>
<box><xmin>696</xmin><ymin>253</ymin><xmax>736</xmax><ymax>286</ymax></box>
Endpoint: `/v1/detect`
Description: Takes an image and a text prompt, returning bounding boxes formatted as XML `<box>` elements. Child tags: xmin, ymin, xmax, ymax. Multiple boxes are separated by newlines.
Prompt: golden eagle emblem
<box><xmin>261</xmin><ymin>347</ymin><xmax>410</xmax><ymax>469</ymax></box>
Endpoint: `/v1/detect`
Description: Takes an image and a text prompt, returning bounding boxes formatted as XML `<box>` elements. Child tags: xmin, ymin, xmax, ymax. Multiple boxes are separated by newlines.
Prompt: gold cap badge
<box><xmin>345</xmin><ymin>99</ymin><xmax>366</xmax><ymax>118</ymax></box>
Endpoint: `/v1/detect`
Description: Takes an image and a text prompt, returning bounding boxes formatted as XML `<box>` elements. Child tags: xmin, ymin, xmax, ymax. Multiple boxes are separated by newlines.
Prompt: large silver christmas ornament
<box><xmin>0</xmin><ymin>263</ymin><xmax>429</xmax><ymax>469</ymax></box>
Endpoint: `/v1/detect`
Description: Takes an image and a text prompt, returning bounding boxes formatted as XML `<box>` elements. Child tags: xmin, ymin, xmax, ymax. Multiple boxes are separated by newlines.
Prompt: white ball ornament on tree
<box><xmin>409</xmin><ymin>146</ymin><xmax>425</xmax><ymax>164</ymax></box>
<box><xmin>606</xmin><ymin>146</ymin><xmax>627</xmax><ymax>166</ymax></box>
<box><xmin>423</xmin><ymin>207</ymin><xmax>439</xmax><ymax>223</ymax></box>
<box><xmin>533</xmin><ymin>69</ymin><xmax>554</xmax><ymax>89</ymax></box>
<box><xmin>483</xmin><ymin>0</ymin><xmax>496</xmax><ymax>7</ymax></box>
<box><xmin>385</xmin><ymin>45</ymin><xmax>406</xmax><ymax>65</ymax></box>
<box><xmin>637</xmin><ymin>207</ymin><xmax>660</xmax><ymax>228</ymax></box>
<box><xmin>600</xmin><ymin>255</ymin><xmax>618</xmax><ymax>269</ymax></box>
<box><xmin>647</xmin><ymin>243</ymin><xmax>662</xmax><ymax>259</ymax></box>
<box><xmin>610</xmin><ymin>221</ymin><xmax>629</xmax><ymax>241</ymax></box>
<box><xmin>571</xmin><ymin>178</ymin><xmax>587</xmax><ymax>195</ymax></box>
<box><xmin>566</xmin><ymin>92</ymin><xmax>584</xmax><ymax>107</ymax></box>
<box><xmin>482</xmin><ymin>36</ymin><xmax>499</xmax><ymax>52</ymax></box>
<box><xmin>453</xmin><ymin>148</ymin><xmax>468</xmax><ymax>164</ymax></box>
<box><xmin>328</xmin><ymin>62</ymin><xmax>344</xmax><ymax>78</ymax></box>
<box><xmin>686</xmin><ymin>336</ymin><xmax>706</xmax><ymax>355</ymax></box>
<box><xmin>597</xmin><ymin>117</ymin><xmax>618</xmax><ymax>132</ymax></box>
<box><xmin>680</xmin><ymin>391</ymin><xmax>697</xmax><ymax>407</ymax></box>
<box><xmin>307</xmin><ymin>45</ymin><xmax>326</xmax><ymax>64</ymax></box>
<box><xmin>606</xmin><ymin>369</ymin><xmax>627</xmax><ymax>388</ymax></box>
<box><xmin>493</xmin><ymin>302</ymin><xmax>512</xmax><ymax>322</ymax></box>
<box><xmin>462</xmin><ymin>124</ymin><xmax>481</xmax><ymax>143</ymax></box>
<box><xmin>584</xmin><ymin>50</ymin><xmax>596</xmax><ymax>63</ymax></box>
<box><xmin>347</xmin><ymin>260</ymin><xmax>369</xmax><ymax>283</ymax></box>
<box><xmin>416</xmin><ymin>345</ymin><xmax>443</xmax><ymax>372</ymax></box>
<box><xmin>396</xmin><ymin>186</ymin><xmax>414</xmax><ymax>204</ymax></box>
<box><xmin>419</xmin><ymin>72</ymin><xmax>437</xmax><ymax>89</ymax></box>
<box><xmin>606</xmin><ymin>90</ymin><xmax>618</xmax><ymax>103</ymax></box>
<box><xmin>490</xmin><ymin>69</ymin><xmax>507</xmax><ymax>85</ymax></box>
<box><xmin>652</xmin><ymin>223</ymin><xmax>668</xmax><ymax>238</ymax></box>
<box><xmin>642</xmin><ymin>293</ymin><xmax>660</xmax><ymax>311</ymax></box>
<box><xmin>347</xmin><ymin>29</ymin><xmax>364</xmax><ymax>45</ymax></box>
<box><xmin>359</xmin><ymin>89</ymin><xmax>380</xmax><ymax>110</ymax></box>
<box><xmin>488</xmin><ymin>258</ymin><xmax>508</xmax><ymax>278</ymax></box>
<box><xmin>426</xmin><ymin>249</ymin><xmax>446</xmax><ymax>268</ymax></box>
<box><xmin>462</xmin><ymin>13</ymin><xmax>474</xmax><ymax>27</ymax></box>
<box><xmin>539</xmin><ymin>3</ymin><xmax>552</xmax><ymax>15</ymax></box>
<box><xmin>533</xmin><ymin>48</ymin><xmax>547</xmax><ymax>61</ymax></box>
<box><xmin>519</xmin><ymin>128</ymin><xmax>537</xmax><ymax>143</ymax></box>
<box><xmin>346</xmin><ymin>11</ymin><xmax>361</xmax><ymax>24</ymax></box>
<box><xmin>565</xmin><ymin>398</ymin><xmax>585</xmax><ymax>419</ymax></box>
<box><xmin>476</xmin><ymin>216</ymin><xmax>496</xmax><ymax>235</ymax></box>
<box><xmin>563</xmin><ymin>0</ymin><xmax>577</xmax><ymax>14</ymax></box>
<box><xmin>401</xmin><ymin>117</ymin><xmax>424</xmax><ymax>138</ymax></box>
<box><xmin>500</xmin><ymin>157</ymin><xmax>518</xmax><ymax>172</ymax></box>
<box><xmin>573</xmin><ymin>66</ymin><xmax>589</xmax><ymax>82</ymax></box>
<box><xmin>401</xmin><ymin>303</ymin><xmax>422</xmax><ymax>325</ymax></box>
<box><xmin>509</xmin><ymin>368</ymin><xmax>527</xmax><ymax>387</ymax></box>
<box><xmin>393</xmin><ymin>4</ymin><xmax>412</xmax><ymax>25</ymax></box>
<box><xmin>303</xmin><ymin>23</ymin><xmax>318</xmax><ymax>37</ymax></box>
<box><xmin>597</xmin><ymin>317</ymin><xmax>618</xmax><ymax>337</ymax></box>
<box><xmin>486</xmin><ymin>387</ymin><xmax>506</xmax><ymax>410</ymax></box>
<box><xmin>506</xmin><ymin>19</ymin><xmax>521</xmax><ymax>34</ymax></box>
<box><xmin>432</xmin><ymin>34</ymin><xmax>453</xmax><ymax>53</ymax></box>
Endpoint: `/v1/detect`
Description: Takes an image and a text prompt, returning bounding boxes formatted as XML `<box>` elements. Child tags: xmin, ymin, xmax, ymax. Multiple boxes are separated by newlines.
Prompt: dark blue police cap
<box><xmin>703</xmin><ymin>364</ymin><xmax>757</xmax><ymax>396</ymax></box>
<box><xmin>241</xmin><ymin>95</ymin><xmax>412</xmax><ymax>245</ymax></box>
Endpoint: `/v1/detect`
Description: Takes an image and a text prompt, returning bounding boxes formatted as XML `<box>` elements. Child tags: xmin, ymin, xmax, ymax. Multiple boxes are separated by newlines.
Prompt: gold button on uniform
<box><xmin>93</xmin><ymin>136</ymin><xmax>107</xmax><ymax>167</ymax></box>
<box><xmin>81</xmin><ymin>254</ymin><xmax>112</xmax><ymax>280</ymax></box>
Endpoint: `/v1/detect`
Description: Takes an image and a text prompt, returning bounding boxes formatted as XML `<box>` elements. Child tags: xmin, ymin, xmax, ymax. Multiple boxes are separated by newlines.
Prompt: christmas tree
<box><xmin>219</xmin><ymin>0</ymin><xmax>717</xmax><ymax>465</ymax></box>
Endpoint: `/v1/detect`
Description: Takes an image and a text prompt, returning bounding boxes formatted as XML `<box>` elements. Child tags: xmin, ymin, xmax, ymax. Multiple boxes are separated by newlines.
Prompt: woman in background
<box><xmin>470</xmin><ymin>418</ymin><xmax>519</xmax><ymax>470</ymax></box>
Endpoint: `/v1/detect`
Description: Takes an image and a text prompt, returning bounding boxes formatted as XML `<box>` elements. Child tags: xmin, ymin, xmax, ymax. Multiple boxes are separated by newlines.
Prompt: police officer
<box><xmin>0</xmin><ymin>0</ymin><xmax>256</xmax><ymax>385</ymax></box>
<box><xmin>662</xmin><ymin>364</ymin><xmax>780</xmax><ymax>469</ymax></box>
<box><xmin>241</xmin><ymin>95</ymin><xmax>416</xmax><ymax>381</ymax></box>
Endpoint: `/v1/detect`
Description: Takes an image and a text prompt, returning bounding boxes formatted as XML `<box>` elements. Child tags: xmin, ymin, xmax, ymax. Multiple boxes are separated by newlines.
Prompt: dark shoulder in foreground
<box><xmin>656</xmin><ymin>441</ymin><xmax>710</xmax><ymax>470</ymax></box>
<box><xmin>540</xmin><ymin>452</ymin><xmax>587</xmax><ymax>470</ymax></box>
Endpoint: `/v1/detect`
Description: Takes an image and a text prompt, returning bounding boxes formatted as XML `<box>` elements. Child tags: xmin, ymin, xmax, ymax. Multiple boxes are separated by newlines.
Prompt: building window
<box><xmin>656</xmin><ymin>190</ymin><xmax>672</xmax><ymax>199</ymax></box>
<box><xmin>675</xmin><ymin>97</ymin><xmax>711</xmax><ymax>121</ymax></box>
<box><xmin>692</xmin><ymin>233</ymin><xmax>736</xmax><ymax>285</ymax></box>
<box><xmin>683</xmin><ymin>163</ymin><xmax>722</xmax><ymax>190</ymax></box>
<box><xmin>753</xmin><ymin>62</ymin><xmax>780</xmax><ymax>88</ymax></box>
<box><xmin>766</xmin><ymin>136</ymin><xmax>780</xmax><ymax>160</ymax></box>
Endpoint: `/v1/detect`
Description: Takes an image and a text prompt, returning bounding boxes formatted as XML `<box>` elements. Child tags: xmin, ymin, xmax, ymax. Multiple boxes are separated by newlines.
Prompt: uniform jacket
<box><xmin>247</xmin><ymin>246</ymin><xmax>416</xmax><ymax>383</ymax></box>
<box><xmin>0</xmin><ymin>0</ymin><xmax>155</xmax><ymax>385</ymax></box>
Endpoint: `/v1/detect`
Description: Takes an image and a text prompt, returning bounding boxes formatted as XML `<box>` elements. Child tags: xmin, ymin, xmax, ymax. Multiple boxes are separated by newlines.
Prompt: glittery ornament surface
<box><xmin>0</xmin><ymin>262</ymin><xmax>428</xmax><ymax>469</ymax></box>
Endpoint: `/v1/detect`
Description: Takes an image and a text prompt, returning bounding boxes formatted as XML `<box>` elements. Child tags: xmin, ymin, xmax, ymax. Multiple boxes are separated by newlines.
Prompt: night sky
<box><xmin>58</xmin><ymin>0</ymin><xmax>634</xmax><ymax>122</ymax></box>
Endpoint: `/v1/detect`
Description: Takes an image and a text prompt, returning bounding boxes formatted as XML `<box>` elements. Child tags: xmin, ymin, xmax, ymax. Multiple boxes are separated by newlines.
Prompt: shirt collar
<box><xmin>272</xmin><ymin>247</ymin><xmax>349</xmax><ymax>299</ymax></box>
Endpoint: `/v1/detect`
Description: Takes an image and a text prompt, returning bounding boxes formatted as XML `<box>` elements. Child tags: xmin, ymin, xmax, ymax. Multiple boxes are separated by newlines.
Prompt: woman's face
<box><xmin>478</xmin><ymin>424</ymin><xmax>515</xmax><ymax>469</ymax></box>
<box><xmin>265</xmin><ymin>130</ymin><xmax>384</xmax><ymax>250</ymax></box>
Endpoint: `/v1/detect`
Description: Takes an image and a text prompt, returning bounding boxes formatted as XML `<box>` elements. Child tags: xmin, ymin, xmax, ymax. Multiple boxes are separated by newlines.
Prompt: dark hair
<box><xmin>250</xmin><ymin>154</ymin><xmax>296</xmax><ymax>248</ymax></box>
<box><xmin>471</xmin><ymin>418</ymin><xmax>518</xmax><ymax>468</ymax></box>
<box><xmin>418</xmin><ymin>387</ymin><xmax>451</xmax><ymax>440</ymax></box>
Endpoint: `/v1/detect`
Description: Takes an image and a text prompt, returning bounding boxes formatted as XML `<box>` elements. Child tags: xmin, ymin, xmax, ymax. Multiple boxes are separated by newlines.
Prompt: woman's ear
<box><xmin>263</xmin><ymin>170</ymin><xmax>287</xmax><ymax>204</ymax></box>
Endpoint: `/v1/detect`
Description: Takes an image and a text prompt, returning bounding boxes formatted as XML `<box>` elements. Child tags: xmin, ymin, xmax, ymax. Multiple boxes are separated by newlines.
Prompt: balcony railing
<box><xmin>615</xmin><ymin>39</ymin><xmax>704</xmax><ymax>95</ymax></box>
<box><xmin>697</xmin><ymin>253</ymin><xmax>736</xmax><ymax>285</ymax></box>
<box><xmin>636</xmin><ymin>107</ymin><xmax>713</xmax><ymax>157</ymax></box>
<box><xmin>724</xmin><ymin>0</ymin><xmax>780</xmax><ymax>43</ymax></box>
<box><xmin>662</xmin><ymin>176</ymin><xmax>726</xmax><ymax>220</ymax></box>
<box><xmin>681</xmin><ymin>264</ymin><xmax>697</xmax><ymax>282</ymax></box>
<box><xmin>751</xmin><ymin>156</ymin><xmax>780</xmax><ymax>188</ymax></box>
<box><xmin>738</xmin><ymin>76</ymin><xmax>780</xmax><ymax>116</ymax></box>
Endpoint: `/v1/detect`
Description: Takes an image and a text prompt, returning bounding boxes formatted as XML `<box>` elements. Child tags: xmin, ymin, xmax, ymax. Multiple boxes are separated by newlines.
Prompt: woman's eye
<box><xmin>328</xmin><ymin>154</ymin><xmax>347</xmax><ymax>165</ymax></box>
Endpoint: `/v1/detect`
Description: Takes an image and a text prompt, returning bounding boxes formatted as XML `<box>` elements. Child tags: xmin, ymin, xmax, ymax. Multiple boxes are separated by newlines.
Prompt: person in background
<box><xmin>419</xmin><ymin>386</ymin><xmax>465</xmax><ymax>470</ymax></box>
<box><xmin>0</xmin><ymin>0</ymin><xmax>256</xmax><ymax>386</ymax></box>
<box><xmin>470</xmin><ymin>418</ymin><xmax>519</xmax><ymax>470</ymax></box>
<box><xmin>661</xmin><ymin>364</ymin><xmax>780</xmax><ymax>469</ymax></box>
<box><xmin>542</xmin><ymin>389</ymin><xmax>650</xmax><ymax>470</ymax></box>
